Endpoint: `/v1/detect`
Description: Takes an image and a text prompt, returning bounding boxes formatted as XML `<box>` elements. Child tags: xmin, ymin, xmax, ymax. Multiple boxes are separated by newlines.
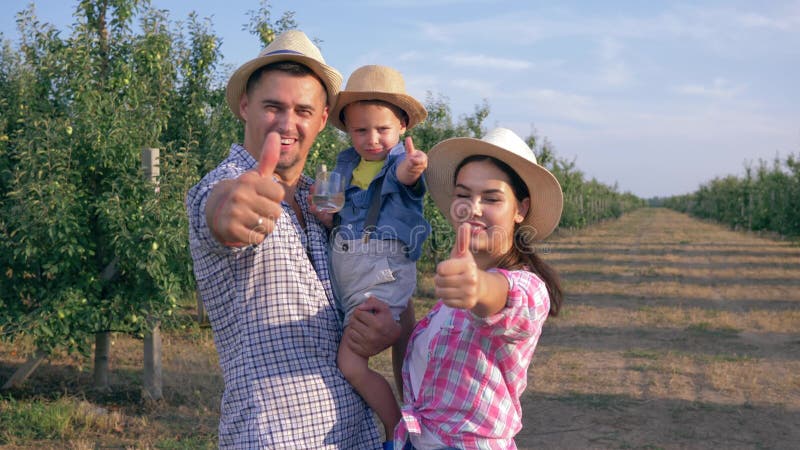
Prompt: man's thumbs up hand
<box><xmin>257</xmin><ymin>131</ymin><xmax>280</xmax><ymax>177</ymax></box>
<box><xmin>435</xmin><ymin>223</ymin><xmax>480</xmax><ymax>310</ymax></box>
<box><xmin>206</xmin><ymin>131</ymin><xmax>285</xmax><ymax>246</ymax></box>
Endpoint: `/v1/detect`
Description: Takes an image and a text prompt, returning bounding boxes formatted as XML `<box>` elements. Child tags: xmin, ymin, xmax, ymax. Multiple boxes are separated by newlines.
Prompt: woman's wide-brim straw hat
<box><xmin>329</xmin><ymin>65</ymin><xmax>427</xmax><ymax>131</ymax></box>
<box><xmin>226</xmin><ymin>30</ymin><xmax>343</xmax><ymax>120</ymax></box>
<box><xmin>426</xmin><ymin>127</ymin><xmax>563</xmax><ymax>241</ymax></box>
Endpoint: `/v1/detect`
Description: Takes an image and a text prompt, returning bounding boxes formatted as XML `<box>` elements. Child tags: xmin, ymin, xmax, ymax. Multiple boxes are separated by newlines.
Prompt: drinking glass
<box><xmin>312</xmin><ymin>164</ymin><xmax>345</xmax><ymax>213</ymax></box>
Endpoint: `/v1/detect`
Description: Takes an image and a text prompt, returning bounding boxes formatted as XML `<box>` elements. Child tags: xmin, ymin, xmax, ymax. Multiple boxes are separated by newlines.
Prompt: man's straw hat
<box><xmin>426</xmin><ymin>127</ymin><xmax>563</xmax><ymax>241</ymax></box>
<box><xmin>329</xmin><ymin>65</ymin><xmax>427</xmax><ymax>131</ymax></box>
<box><xmin>226</xmin><ymin>30</ymin><xmax>342</xmax><ymax>120</ymax></box>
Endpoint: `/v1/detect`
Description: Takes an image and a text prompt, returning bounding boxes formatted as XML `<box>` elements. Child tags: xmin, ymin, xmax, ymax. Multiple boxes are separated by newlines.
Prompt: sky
<box><xmin>2</xmin><ymin>0</ymin><xmax>799</xmax><ymax>198</ymax></box>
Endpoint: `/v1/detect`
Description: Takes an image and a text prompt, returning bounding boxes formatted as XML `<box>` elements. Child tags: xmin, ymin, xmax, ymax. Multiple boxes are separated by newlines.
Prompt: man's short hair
<box><xmin>245</xmin><ymin>61</ymin><xmax>329</xmax><ymax>105</ymax></box>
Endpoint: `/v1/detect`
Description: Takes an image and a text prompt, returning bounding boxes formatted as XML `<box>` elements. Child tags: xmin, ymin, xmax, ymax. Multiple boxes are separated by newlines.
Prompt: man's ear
<box><xmin>319</xmin><ymin>106</ymin><xmax>329</xmax><ymax>132</ymax></box>
<box><xmin>239</xmin><ymin>93</ymin><xmax>249</xmax><ymax>120</ymax></box>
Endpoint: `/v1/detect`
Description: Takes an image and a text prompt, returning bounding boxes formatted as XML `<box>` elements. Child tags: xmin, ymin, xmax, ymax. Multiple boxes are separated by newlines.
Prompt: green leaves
<box><xmin>0</xmin><ymin>0</ymin><xmax>237</xmax><ymax>355</ymax></box>
<box><xmin>665</xmin><ymin>155</ymin><xmax>800</xmax><ymax>237</ymax></box>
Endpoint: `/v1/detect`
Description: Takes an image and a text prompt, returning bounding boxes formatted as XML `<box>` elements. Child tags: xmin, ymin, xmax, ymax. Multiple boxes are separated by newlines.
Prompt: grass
<box><xmin>685</xmin><ymin>322</ymin><xmax>740</xmax><ymax>337</ymax></box>
<box><xmin>153</xmin><ymin>436</ymin><xmax>217</xmax><ymax>450</ymax></box>
<box><xmin>0</xmin><ymin>395</ymin><xmax>127</xmax><ymax>445</ymax></box>
<box><xmin>623</xmin><ymin>349</ymin><xmax>662</xmax><ymax>360</ymax></box>
<box><xmin>2</xmin><ymin>208</ymin><xmax>800</xmax><ymax>448</ymax></box>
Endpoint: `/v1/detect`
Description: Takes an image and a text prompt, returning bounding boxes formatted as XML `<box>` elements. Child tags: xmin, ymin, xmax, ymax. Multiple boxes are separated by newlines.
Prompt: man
<box><xmin>186</xmin><ymin>30</ymin><xmax>408</xmax><ymax>448</ymax></box>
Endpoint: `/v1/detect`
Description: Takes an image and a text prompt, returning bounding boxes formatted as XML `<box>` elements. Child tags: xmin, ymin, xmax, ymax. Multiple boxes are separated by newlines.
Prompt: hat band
<box><xmin>264</xmin><ymin>49</ymin><xmax>305</xmax><ymax>57</ymax></box>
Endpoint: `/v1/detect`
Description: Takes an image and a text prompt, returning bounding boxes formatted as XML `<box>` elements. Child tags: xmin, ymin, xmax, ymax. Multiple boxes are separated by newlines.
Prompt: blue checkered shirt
<box><xmin>186</xmin><ymin>144</ymin><xmax>381</xmax><ymax>449</ymax></box>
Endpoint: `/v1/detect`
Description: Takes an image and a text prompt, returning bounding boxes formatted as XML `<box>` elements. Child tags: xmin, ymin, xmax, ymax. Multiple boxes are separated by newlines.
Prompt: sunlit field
<box><xmin>2</xmin><ymin>208</ymin><xmax>799</xmax><ymax>449</ymax></box>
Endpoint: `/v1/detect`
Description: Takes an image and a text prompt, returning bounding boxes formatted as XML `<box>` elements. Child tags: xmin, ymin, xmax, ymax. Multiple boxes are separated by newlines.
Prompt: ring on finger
<box><xmin>256</xmin><ymin>216</ymin><xmax>264</xmax><ymax>226</ymax></box>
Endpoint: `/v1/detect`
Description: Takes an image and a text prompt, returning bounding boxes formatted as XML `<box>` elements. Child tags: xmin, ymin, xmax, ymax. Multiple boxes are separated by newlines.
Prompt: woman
<box><xmin>395</xmin><ymin>127</ymin><xmax>564</xmax><ymax>449</ymax></box>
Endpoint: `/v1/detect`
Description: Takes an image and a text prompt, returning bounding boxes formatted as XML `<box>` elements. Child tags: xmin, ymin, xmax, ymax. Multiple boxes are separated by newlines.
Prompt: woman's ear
<box><xmin>515</xmin><ymin>198</ymin><xmax>530</xmax><ymax>223</ymax></box>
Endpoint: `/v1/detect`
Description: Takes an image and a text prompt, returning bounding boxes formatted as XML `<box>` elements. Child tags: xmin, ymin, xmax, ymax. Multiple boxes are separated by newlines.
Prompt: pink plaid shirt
<box><xmin>395</xmin><ymin>268</ymin><xmax>551</xmax><ymax>449</ymax></box>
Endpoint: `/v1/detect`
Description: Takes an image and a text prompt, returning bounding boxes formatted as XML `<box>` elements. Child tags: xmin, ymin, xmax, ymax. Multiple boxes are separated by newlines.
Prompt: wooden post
<box><xmin>94</xmin><ymin>332</ymin><xmax>111</xmax><ymax>389</ymax></box>
<box><xmin>2</xmin><ymin>350</ymin><xmax>46</xmax><ymax>390</ymax></box>
<box><xmin>142</xmin><ymin>147</ymin><xmax>160</xmax><ymax>187</ymax></box>
<box><xmin>143</xmin><ymin>318</ymin><xmax>162</xmax><ymax>400</ymax></box>
<box><xmin>196</xmin><ymin>290</ymin><xmax>207</xmax><ymax>324</ymax></box>
<box><xmin>142</xmin><ymin>147</ymin><xmax>163</xmax><ymax>400</ymax></box>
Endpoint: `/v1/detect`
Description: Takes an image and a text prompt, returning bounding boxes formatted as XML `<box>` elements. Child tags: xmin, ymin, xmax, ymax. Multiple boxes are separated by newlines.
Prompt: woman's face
<box><xmin>451</xmin><ymin>159</ymin><xmax>530</xmax><ymax>264</ymax></box>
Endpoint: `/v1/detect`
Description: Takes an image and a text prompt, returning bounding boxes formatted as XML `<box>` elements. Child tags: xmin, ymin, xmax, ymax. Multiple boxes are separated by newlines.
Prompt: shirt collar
<box><xmin>231</xmin><ymin>143</ymin><xmax>313</xmax><ymax>191</ymax></box>
<box><xmin>231</xmin><ymin>143</ymin><xmax>257</xmax><ymax>170</ymax></box>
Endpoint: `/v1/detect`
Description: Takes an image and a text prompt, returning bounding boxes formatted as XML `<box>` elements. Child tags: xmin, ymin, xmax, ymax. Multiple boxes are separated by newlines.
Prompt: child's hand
<box><xmin>308</xmin><ymin>184</ymin><xmax>334</xmax><ymax>229</ymax></box>
<box><xmin>434</xmin><ymin>223</ymin><xmax>479</xmax><ymax>310</ymax></box>
<box><xmin>396</xmin><ymin>136</ymin><xmax>427</xmax><ymax>186</ymax></box>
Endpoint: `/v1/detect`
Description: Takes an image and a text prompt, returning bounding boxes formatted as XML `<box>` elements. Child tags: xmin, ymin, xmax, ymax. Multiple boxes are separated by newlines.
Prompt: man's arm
<box><xmin>346</xmin><ymin>297</ymin><xmax>402</xmax><ymax>356</ymax></box>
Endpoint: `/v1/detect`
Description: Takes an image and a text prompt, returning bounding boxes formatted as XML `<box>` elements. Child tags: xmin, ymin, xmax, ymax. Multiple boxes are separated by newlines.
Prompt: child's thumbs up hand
<box><xmin>434</xmin><ymin>223</ymin><xmax>480</xmax><ymax>310</ymax></box>
<box><xmin>396</xmin><ymin>136</ymin><xmax>427</xmax><ymax>186</ymax></box>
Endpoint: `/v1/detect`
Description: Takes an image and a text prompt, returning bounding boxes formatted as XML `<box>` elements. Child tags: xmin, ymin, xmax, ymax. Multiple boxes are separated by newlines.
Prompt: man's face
<box><xmin>240</xmin><ymin>70</ymin><xmax>329</xmax><ymax>177</ymax></box>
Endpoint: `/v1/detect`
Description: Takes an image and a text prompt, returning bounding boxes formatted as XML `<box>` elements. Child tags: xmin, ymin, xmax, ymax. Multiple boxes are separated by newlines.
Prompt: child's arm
<box><xmin>434</xmin><ymin>223</ymin><xmax>510</xmax><ymax>317</ymax></box>
<box><xmin>395</xmin><ymin>136</ymin><xmax>427</xmax><ymax>187</ymax></box>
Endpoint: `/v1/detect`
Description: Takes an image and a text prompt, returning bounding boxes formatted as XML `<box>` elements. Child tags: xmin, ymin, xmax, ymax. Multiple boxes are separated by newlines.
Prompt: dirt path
<box><xmin>515</xmin><ymin>208</ymin><xmax>800</xmax><ymax>449</ymax></box>
<box><xmin>2</xmin><ymin>208</ymin><xmax>798</xmax><ymax>449</ymax></box>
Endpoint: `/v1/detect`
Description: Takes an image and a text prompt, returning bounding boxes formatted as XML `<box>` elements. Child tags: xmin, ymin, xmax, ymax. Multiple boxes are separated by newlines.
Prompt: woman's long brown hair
<box><xmin>454</xmin><ymin>155</ymin><xmax>564</xmax><ymax>316</ymax></box>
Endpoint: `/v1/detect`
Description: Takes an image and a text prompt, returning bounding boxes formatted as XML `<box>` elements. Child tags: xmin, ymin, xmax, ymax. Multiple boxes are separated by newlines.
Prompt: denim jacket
<box><xmin>332</xmin><ymin>142</ymin><xmax>430</xmax><ymax>261</ymax></box>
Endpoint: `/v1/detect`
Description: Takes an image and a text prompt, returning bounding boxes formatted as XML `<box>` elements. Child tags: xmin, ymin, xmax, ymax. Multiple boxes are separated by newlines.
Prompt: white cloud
<box><xmin>732</xmin><ymin>9</ymin><xmax>800</xmax><ymax>31</ymax></box>
<box><xmin>498</xmin><ymin>103</ymin><xmax>799</xmax><ymax>197</ymax></box>
<box><xmin>596</xmin><ymin>37</ymin><xmax>633</xmax><ymax>87</ymax></box>
<box><xmin>599</xmin><ymin>37</ymin><xmax>624</xmax><ymax>60</ymax></box>
<box><xmin>516</xmin><ymin>88</ymin><xmax>601</xmax><ymax>124</ymax></box>
<box><xmin>419</xmin><ymin>22</ymin><xmax>455</xmax><ymax>44</ymax></box>
<box><xmin>416</xmin><ymin>15</ymin><xmax>547</xmax><ymax>45</ymax></box>
<box><xmin>450</xmin><ymin>78</ymin><xmax>495</xmax><ymax>98</ymax></box>
<box><xmin>397</xmin><ymin>51</ymin><xmax>422</xmax><ymax>62</ymax></box>
<box><xmin>413</xmin><ymin>4</ymin><xmax>800</xmax><ymax>55</ymax></box>
<box><xmin>444</xmin><ymin>54</ymin><xmax>531</xmax><ymax>70</ymax></box>
<box><xmin>599</xmin><ymin>63</ymin><xmax>633</xmax><ymax>87</ymax></box>
<box><xmin>366</xmin><ymin>0</ymin><xmax>494</xmax><ymax>7</ymax></box>
<box><xmin>673</xmin><ymin>77</ymin><xmax>745</xmax><ymax>99</ymax></box>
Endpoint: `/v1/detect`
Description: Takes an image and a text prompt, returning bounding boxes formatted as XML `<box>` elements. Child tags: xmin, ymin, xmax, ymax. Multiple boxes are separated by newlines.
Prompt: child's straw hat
<box><xmin>329</xmin><ymin>65</ymin><xmax>427</xmax><ymax>131</ymax></box>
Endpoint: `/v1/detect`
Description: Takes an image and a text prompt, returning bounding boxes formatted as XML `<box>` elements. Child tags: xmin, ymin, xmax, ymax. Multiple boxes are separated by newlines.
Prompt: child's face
<box><xmin>344</xmin><ymin>102</ymin><xmax>407</xmax><ymax>161</ymax></box>
<box><xmin>451</xmin><ymin>160</ymin><xmax>529</xmax><ymax>263</ymax></box>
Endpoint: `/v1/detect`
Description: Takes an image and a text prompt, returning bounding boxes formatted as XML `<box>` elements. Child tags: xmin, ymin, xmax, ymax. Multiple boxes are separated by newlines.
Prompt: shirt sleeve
<box><xmin>469</xmin><ymin>268</ymin><xmax>551</xmax><ymax>342</ymax></box>
<box><xmin>384</xmin><ymin>153</ymin><xmax>426</xmax><ymax>200</ymax></box>
<box><xmin>185</xmin><ymin>162</ymin><xmax>249</xmax><ymax>256</ymax></box>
